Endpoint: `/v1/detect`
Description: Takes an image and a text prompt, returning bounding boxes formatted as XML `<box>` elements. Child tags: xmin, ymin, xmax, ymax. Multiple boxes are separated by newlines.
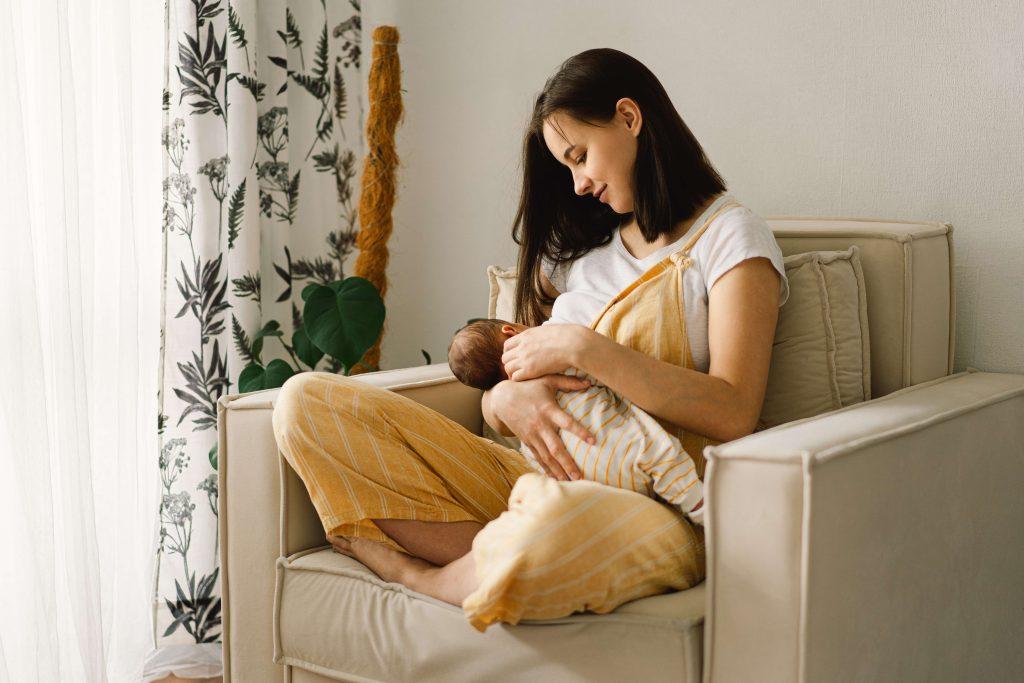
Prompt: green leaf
<box><xmin>238</xmin><ymin>362</ymin><xmax>266</xmax><ymax>393</ymax></box>
<box><xmin>290</xmin><ymin>71</ymin><xmax>327</xmax><ymax>100</ymax></box>
<box><xmin>293</xmin><ymin>326</ymin><xmax>324</xmax><ymax>369</ymax></box>
<box><xmin>250</xmin><ymin>320</ymin><xmax>283</xmax><ymax>360</ymax></box>
<box><xmin>238</xmin><ymin>359</ymin><xmax>296</xmax><ymax>392</ymax></box>
<box><xmin>227</xmin><ymin>6</ymin><xmax>247</xmax><ymax>49</ymax></box>
<box><xmin>175</xmin><ymin>578</ymin><xmax>193</xmax><ymax>610</ymax></box>
<box><xmin>162</xmin><ymin>601</ymin><xmax>190</xmax><ymax>637</ymax></box>
<box><xmin>264</xmin><ymin>359</ymin><xmax>296</xmax><ymax>388</ymax></box>
<box><xmin>313</xmin><ymin>24</ymin><xmax>329</xmax><ymax>79</ymax></box>
<box><xmin>300</xmin><ymin>282</ymin><xmax>320</xmax><ymax>302</ymax></box>
<box><xmin>230</xmin><ymin>314</ymin><xmax>256</xmax><ymax>363</ymax></box>
<box><xmin>236</xmin><ymin>74</ymin><xmax>266</xmax><ymax>102</ymax></box>
<box><xmin>421</xmin><ymin>349</ymin><xmax>431</xmax><ymax>365</ymax></box>
<box><xmin>333</xmin><ymin>62</ymin><xmax>347</xmax><ymax>120</ymax></box>
<box><xmin>280</xmin><ymin>8</ymin><xmax>303</xmax><ymax>50</ymax></box>
<box><xmin>303</xmin><ymin>277</ymin><xmax>385</xmax><ymax>371</ymax></box>
<box><xmin>226</xmin><ymin>178</ymin><xmax>246</xmax><ymax>249</ymax></box>
<box><xmin>208</xmin><ymin>443</ymin><xmax>217</xmax><ymax>471</ymax></box>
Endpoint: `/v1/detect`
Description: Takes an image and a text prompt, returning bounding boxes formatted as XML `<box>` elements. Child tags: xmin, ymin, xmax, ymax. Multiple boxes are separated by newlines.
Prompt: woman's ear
<box><xmin>616</xmin><ymin>97</ymin><xmax>642</xmax><ymax>137</ymax></box>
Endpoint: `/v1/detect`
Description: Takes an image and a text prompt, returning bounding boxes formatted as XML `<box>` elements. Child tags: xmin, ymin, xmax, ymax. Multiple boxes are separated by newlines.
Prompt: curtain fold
<box><xmin>0</xmin><ymin>0</ymin><xmax>363</xmax><ymax>679</ymax></box>
<box><xmin>151</xmin><ymin>0</ymin><xmax>363</xmax><ymax>678</ymax></box>
<box><xmin>0</xmin><ymin>1</ymin><xmax>164</xmax><ymax>681</ymax></box>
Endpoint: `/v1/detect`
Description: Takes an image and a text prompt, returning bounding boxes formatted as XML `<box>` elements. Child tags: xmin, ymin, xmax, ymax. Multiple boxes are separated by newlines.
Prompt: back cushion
<box><xmin>761</xmin><ymin>246</ymin><xmax>871</xmax><ymax>428</ymax></box>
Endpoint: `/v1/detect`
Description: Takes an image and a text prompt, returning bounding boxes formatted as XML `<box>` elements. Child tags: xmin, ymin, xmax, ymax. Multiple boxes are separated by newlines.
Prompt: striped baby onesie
<box><xmin>519</xmin><ymin>367</ymin><xmax>704</xmax><ymax>525</ymax></box>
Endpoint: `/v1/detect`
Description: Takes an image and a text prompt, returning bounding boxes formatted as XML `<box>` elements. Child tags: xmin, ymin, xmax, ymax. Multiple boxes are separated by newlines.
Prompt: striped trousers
<box><xmin>271</xmin><ymin>370</ymin><xmax>705</xmax><ymax>632</ymax></box>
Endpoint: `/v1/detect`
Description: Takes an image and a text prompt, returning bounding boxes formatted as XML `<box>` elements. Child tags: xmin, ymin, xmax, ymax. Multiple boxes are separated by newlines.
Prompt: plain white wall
<box><xmin>359</xmin><ymin>0</ymin><xmax>1024</xmax><ymax>375</ymax></box>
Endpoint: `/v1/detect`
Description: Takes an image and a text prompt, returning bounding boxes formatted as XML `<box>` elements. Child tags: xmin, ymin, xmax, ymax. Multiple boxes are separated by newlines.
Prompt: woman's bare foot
<box><xmin>327</xmin><ymin>533</ymin><xmax>480</xmax><ymax>606</ymax></box>
<box><xmin>327</xmin><ymin>534</ymin><xmax>437</xmax><ymax>585</ymax></box>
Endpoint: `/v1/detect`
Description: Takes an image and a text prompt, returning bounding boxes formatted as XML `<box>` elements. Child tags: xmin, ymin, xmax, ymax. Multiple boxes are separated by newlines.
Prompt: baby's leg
<box><xmin>627</xmin><ymin>409</ymin><xmax>705</xmax><ymax>526</ymax></box>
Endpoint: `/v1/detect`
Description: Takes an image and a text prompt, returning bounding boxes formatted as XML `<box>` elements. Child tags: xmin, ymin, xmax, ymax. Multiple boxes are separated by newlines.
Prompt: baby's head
<box><xmin>447</xmin><ymin>318</ymin><xmax>532</xmax><ymax>390</ymax></box>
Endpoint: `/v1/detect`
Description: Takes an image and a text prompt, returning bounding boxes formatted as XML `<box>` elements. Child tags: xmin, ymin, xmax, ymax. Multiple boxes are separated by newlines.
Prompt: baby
<box><xmin>447</xmin><ymin>307</ymin><xmax>706</xmax><ymax>526</ymax></box>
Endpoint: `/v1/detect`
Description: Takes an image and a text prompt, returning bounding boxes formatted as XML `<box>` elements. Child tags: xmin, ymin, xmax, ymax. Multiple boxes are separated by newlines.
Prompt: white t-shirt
<box><xmin>540</xmin><ymin>193</ymin><xmax>790</xmax><ymax>373</ymax></box>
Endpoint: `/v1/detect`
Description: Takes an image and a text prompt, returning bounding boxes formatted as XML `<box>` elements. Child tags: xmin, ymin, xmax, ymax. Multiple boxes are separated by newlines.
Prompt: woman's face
<box><xmin>541</xmin><ymin>98</ymin><xmax>642</xmax><ymax>214</ymax></box>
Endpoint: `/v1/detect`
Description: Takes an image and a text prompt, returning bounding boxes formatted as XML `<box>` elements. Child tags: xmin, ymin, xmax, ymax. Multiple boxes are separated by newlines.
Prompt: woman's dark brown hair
<box><xmin>512</xmin><ymin>48</ymin><xmax>728</xmax><ymax>326</ymax></box>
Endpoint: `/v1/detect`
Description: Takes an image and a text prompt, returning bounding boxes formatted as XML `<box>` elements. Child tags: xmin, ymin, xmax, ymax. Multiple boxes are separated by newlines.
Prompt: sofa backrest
<box><xmin>767</xmin><ymin>216</ymin><xmax>954</xmax><ymax>398</ymax></box>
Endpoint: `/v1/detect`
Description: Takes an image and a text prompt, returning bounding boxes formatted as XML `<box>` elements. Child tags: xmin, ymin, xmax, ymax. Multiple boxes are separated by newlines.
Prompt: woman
<box><xmin>272</xmin><ymin>48</ymin><xmax>789</xmax><ymax>630</ymax></box>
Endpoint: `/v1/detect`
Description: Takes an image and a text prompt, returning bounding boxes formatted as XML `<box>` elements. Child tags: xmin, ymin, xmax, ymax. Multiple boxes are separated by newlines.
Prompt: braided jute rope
<box><xmin>350</xmin><ymin>26</ymin><xmax>403</xmax><ymax>375</ymax></box>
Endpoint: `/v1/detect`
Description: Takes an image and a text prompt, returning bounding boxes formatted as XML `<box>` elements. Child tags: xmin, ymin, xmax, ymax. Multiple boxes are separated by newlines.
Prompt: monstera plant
<box><xmin>237</xmin><ymin>276</ymin><xmax>386</xmax><ymax>392</ymax></box>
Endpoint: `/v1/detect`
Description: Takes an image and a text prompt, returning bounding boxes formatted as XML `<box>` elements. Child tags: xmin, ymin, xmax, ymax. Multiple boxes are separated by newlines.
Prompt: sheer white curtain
<box><xmin>0</xmin><ymin>1</ymin><xmax>164</xmax><ymax>681</ymax></box>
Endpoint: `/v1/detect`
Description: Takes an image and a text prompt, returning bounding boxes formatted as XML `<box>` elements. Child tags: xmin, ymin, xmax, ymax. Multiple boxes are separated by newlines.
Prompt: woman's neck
<box><xmin>619</xmin><ymin>192</ymin><xmax>723</xmax><ymax>250</ymax></box>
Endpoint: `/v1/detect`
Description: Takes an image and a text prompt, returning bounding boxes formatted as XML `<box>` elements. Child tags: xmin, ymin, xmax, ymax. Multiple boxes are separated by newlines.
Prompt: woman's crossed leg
<box><xmin>272</xmin><ymin>371</ymin><xmax>705</xmax><ymax>627</ymax></box>
<box><xmin>271</xmin><ymin>371</ymin><xmax>528</xmax><ymax>604</ymax></box>
<box><xmin>328</xmin><ymin>520</ymin><xmax>481</xmax><ymax>606</ymax></box>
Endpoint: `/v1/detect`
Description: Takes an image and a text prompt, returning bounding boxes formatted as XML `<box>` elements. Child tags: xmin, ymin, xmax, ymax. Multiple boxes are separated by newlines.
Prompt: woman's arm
<box><xmin>482</xmin><ymin>385</ymin><xmax>515</xmax><ymax>437</ymax></box>
<box><xmin>572</xmin><ymin>257</ymin><xmax>781</xmax><ymax>443</ymax></box>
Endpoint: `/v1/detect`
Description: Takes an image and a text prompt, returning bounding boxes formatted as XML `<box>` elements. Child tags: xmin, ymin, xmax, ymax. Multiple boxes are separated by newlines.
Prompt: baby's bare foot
<box><xmin>328</xmin><ymin>534</ymin><xmax>437</xmax><ymax>585</ymax></box>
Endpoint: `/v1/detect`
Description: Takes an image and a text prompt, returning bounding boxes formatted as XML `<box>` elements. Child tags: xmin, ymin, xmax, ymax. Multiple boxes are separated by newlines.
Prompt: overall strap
<box><xmin>677</xmin><ymin>199</ymin><xmax>743</xmax><ymax>257</ymax></box>
<box><xmin>587</xmin><ymin>199</ymin><xmax>742</xmax><ymax>330</ymax></box>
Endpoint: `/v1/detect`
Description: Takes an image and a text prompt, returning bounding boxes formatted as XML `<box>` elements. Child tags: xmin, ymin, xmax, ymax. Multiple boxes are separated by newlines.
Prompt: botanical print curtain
<box><xmin>154</xmin><ymin>0</ymin><xmax>362</xmax><ymax>674</ymax></box>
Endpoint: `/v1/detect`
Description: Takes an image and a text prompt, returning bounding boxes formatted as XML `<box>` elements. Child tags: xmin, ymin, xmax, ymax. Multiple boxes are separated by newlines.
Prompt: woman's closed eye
<box><xmin>575</xmin><ymin>153</ymin><xmax>586</xmax><ymax>164</ymax></box>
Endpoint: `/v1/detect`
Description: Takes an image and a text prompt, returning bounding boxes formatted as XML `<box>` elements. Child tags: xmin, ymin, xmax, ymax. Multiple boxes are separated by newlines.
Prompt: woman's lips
<box><xmin>598</xmin><ymin>186</ymin><xmax>609</xmax><ymax>203</ymax></box>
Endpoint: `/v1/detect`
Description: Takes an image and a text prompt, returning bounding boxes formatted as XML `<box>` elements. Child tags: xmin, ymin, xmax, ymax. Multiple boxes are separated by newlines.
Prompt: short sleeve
<box><xmin>540</xmin><ymin>253</ymin><xmax>568</xmax><ymax>293</ymax></box>
<box><xmin>697</xmin><ymin>209</ymin><xmax>790</xmax><ymax>307</ymax></box>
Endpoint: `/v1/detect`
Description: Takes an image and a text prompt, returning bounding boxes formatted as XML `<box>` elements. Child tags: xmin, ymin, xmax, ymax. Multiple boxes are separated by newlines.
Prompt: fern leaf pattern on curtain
<box><xmin>154</xmin><ymin>0</ymin><xmax>362</xmax><ymax>670</ymax></box>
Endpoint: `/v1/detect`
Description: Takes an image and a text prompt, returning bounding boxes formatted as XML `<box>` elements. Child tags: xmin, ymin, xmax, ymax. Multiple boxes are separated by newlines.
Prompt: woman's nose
<box><xmin>573</xmin><ymin>174</ymin><xmax>594</xmax><ymax>197</ymax></box>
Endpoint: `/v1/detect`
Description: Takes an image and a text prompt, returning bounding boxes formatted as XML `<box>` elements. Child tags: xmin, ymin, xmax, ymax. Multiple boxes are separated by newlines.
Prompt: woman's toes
<box><xmin>327</xmin><ymin>534</ymin><xmax>356</xmax><ymax>557</ymax></box>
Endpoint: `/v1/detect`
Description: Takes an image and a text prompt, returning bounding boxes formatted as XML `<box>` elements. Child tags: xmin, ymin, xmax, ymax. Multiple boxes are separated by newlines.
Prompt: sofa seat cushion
<box><xmin>274</xmin><ymin>547</ymin><xmax>706</xmax><ymax>683</ymax></box>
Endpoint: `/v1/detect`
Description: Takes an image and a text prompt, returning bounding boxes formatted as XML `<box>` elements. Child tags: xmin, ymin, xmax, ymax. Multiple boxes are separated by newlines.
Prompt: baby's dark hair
<box><xmin>447</xmin><ymin>318</ymin><xmax>512</xmax><ymax>391</ymax></box>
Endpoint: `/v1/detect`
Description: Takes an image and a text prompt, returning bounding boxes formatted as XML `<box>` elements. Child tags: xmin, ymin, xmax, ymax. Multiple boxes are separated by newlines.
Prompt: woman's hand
<box><xmin>501</xmin><ymin>323</ymin><xmax>591</xmax><ymax>381</ymax></box>
<box><xmin>491</xmin><ymin>374</ymin><xmax>597</xmax><ymax>481</ymax></box>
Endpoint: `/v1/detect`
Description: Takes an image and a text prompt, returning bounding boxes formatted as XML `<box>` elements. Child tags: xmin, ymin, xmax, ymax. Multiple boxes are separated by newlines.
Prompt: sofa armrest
<box><xmin>701</xmin><ymin>369</ymin><xmax>1024</xmax><ymax>683</ymax></box>
<box><xmin>217</xmin><ymin>362</ymin><xmax>481</xmax><ymax>683</ymax></box>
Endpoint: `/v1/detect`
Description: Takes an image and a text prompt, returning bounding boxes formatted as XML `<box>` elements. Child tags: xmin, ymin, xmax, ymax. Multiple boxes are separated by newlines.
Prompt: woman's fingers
<box><xmin>549</xmin><ymin>374</ymin><xmax>591</xmax><ymax>392</ymax></box>
<box><xmin>528</xmin><ymin>438</ymin><xmax>561</xmax><ymax>481</ymax></box>
<box><xmin>533</xmin><ymin>435</ymin><xmax>573</xmax><ymax>482</ymax></box>
<box><xmin>553</xmin><ymin>409</ymin><xmax>597</xmax><ymax>447</ymax></box>
<box><xmin>541</xmin><ymin>427</ymin><xmax>581</xmax><ymax>481</ymax></box>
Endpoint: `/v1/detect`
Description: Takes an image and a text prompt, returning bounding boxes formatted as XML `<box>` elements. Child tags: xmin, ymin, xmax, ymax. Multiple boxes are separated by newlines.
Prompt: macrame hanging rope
<box><xmin>351</xmin><ymin>26</ymin><xmax>403</xmax><ymax>375</ymax></box>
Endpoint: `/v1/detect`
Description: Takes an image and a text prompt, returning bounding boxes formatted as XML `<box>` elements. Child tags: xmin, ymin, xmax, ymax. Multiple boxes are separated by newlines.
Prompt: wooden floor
<box><xmin>154</xmin><ymin>676</ymin><xmax>222</xmax><ymax>683</ymax></box>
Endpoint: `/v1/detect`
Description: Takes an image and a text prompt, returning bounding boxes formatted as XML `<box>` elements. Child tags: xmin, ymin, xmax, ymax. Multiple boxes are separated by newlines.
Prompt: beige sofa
<box><xmin>217</xmin><ymin>216</ymin><xmax>1024</xmax><ymax>682</ymax></box>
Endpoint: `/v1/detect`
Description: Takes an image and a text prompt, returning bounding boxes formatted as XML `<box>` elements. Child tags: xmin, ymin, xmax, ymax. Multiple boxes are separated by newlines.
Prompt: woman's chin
<box><xmin>608</xmin><ymin>200</ymin><xmax>632</xmax><ymax>214</ymax></box>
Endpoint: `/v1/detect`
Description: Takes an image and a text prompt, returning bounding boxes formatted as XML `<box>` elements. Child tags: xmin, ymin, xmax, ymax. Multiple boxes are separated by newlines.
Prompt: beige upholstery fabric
<box><xmin>761</xmin><ymin>246</ymin><xmax>871</xmax><ymax>428</ymax></box>
<box><xmin>486</xmin><ymin>264</ymin><xmax>517</xmax><ymax>325</ymax></box>
<box><xmin>216</xmin><ymin>217</ymin><xmax>1024</xmax><ymax>683</ymax></box>
<box><xmin>770</xmin><ymin>217</ymin><xmax>954</xmax><ymax>396</ymax></box>
<box><xmin>702</xmin><ymin>368</ymin><xmax>1024</xmax><ymax>682</ymax></box>
<box><xmin>274</xmin><ymin>547</ymin><xmax>705</xmax><ymax>682</ymax></box>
